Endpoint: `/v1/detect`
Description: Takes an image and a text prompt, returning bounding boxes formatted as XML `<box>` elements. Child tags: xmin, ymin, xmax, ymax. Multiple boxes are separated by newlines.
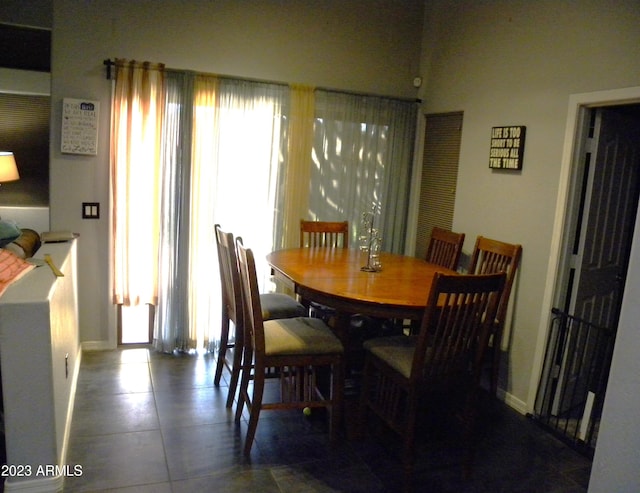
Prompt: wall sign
<box><xmin>489</xmin><ymin>125</ymin><xmax>526</xmax><ymax>170</ymax></box>
<box><xmin>61</xmin><ymin>98</ymin><xmax>99</xmax><ymax>155</ymax></box>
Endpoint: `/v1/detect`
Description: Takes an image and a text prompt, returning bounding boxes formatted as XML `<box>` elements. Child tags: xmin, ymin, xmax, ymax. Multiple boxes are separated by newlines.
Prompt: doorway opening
<box><xmin>119</xmin><ymin>304</ymin><xmax>153</xmax><ymax>345</ymax></box>
<box><xmin>533</xmin><ymin>101</ymin><xmax>640</xmax><ymax>456</ymax></box>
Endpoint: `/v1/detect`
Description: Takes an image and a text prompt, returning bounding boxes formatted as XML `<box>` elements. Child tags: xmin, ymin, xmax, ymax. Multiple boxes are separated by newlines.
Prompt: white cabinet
<box><xmin>0</xmin><ymin>240</ymin><xmax>80</xmax><ymax>492</ymax></box>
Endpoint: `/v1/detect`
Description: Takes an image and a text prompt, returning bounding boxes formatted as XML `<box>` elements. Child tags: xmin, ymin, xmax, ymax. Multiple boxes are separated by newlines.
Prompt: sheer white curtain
<box><xmin>153</xmin><ymin>75</ymin><xmax>288</xmax><ymax>352</ymax></box>
<box><xmin>154</xmin><ymin>71</ymin><xmax>194</xmax><ymax>351</ymax></box>
<box><xmin>208</xmin><ymin>78</ymin><xmax>288</xmax><ymax>286</ymax></box>
<box><xmin>309</xmin><ymin>91</ymin><xmax>417</xmax><ymax>253</ymax></box>
<box><xmin>112</xmin><ymin>61</ymin><xmax>415</xmax><ymax>353</ymax></box>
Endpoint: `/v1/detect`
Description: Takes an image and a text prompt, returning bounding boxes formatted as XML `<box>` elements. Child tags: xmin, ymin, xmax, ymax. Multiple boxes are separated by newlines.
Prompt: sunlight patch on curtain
<box><xmin>111</xmin><ymin>60</ymin><xmax>165</xmax><ymax>306</ymax></box>
<box><xmin>309</xmin><ymin>91</ymin><xmax>417</xmax><ymax>253</ymax></box>
<box><xmin>211</xmin><ymin>79</ymin><xmax>288</xmax><ymax>287</ymax></box>
<box><xmin>188</xmin><ymin>75</ymin><xmax>219</xmax><ymax>351</ymax></box>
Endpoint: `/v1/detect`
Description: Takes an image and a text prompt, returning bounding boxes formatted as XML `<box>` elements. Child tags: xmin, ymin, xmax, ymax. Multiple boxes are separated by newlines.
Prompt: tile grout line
<box><xmin>148</xmin><ymin>350</ymin><xmax>177</xmax><ymax>488</ymax></box>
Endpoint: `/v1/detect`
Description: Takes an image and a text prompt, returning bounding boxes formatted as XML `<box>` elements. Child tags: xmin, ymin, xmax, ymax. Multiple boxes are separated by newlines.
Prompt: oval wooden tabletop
<box><xmin>267</xmin><ymin>248</ymin><xmax>456</xmax><ymax>319</ymax></box>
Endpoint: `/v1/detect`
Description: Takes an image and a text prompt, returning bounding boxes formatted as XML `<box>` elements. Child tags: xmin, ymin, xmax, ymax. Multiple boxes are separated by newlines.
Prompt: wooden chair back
<box><xmin>468</xmin><ymin>236</ymin><xmax>522</xmax><ymax>327</ymax></box>
<box><xmin>213</xmin><ymin>224</ymin><xmax>246</xmax><ymax>406</ymax></box>
<box><xmin>235</xmin><ymin>238</ymin><xmax>266</xmax><ymax>367</ymax></box>
<box><xmin>359</xmin><ymin>271</ymin><xmax>506</xmax><ymax>484</ymax></box>
<box><xmin>214</xmin><ymin>224</ymin><xmax>243</xmax><ymax>329</ymax></box>
<box><xmin>300</xmin><ymin>220</ymin><xmax>349</xmax><ymax>248</ymax></box>
<box><xmin>414</xmin><ymin>272</ymin><xmax>506</xmax><ymax>386</ymax></box>
<box><xmin>468</xmin><ymin>236</ymin><xmax>522</xmax><ymax>395</ymax></box>
<box><xmin>425</xmin><ymin>227</ymin><xmax>465</xmax><ymax>270</ymax></box>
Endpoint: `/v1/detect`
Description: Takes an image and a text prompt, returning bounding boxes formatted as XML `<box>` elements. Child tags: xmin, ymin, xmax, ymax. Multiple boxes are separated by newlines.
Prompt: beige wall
<box><xmin>418</xmin><ymin>0</ymin><xmax>640</xmax><ymax>411</ymax></box>
<box><xmin>50</xmin><ymin>0</ymin><xmax>424</xmax><ymax>346</ymax></box>
<box><xmin>0</xmin><ymin>0</ymin><xmax>51</xmax><ymax>27</ymax></box>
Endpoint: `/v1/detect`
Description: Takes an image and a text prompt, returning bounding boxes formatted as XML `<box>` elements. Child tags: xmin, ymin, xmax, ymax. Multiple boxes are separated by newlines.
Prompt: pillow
<box><xmin>0</xmin><ymin>220</ymin><xmax>21</xmax><ymax>248</ymax></box>
<box><xmin>11</xmin><ymin>229</ymin><xmax>41</xmax><ymax>258</ymax></box>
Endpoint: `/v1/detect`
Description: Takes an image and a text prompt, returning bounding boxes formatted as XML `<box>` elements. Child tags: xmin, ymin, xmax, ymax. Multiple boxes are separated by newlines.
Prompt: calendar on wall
<box><xmin>61</xmin><ymin>98</ymin><xmax>100</xmax><ymax>155</ymax></box>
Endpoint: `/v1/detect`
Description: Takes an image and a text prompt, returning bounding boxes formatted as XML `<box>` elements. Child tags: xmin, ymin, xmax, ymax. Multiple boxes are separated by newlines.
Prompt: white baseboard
<box><xmin>499</xmin><ymin>388</ymin><xmax>528</xmax><ymax>415</ymax></box>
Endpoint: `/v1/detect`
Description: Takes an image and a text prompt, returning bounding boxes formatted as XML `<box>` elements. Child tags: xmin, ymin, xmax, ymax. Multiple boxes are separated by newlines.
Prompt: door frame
<box><xmin>527</xmin><ymin>86</ymin><xmax>640</xmax><ymax>411</ymax></box>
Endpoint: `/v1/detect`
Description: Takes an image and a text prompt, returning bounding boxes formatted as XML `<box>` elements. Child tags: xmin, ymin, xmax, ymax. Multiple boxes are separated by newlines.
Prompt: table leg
<box><xmin>330</xmin><ymin>311</ymin><xmax>352</xmax><ymax>346</ymax></box>
<box><xmin>329</xmin><ymin>310</ymin><xmax>368</xmax><ymax>377</ymax></box>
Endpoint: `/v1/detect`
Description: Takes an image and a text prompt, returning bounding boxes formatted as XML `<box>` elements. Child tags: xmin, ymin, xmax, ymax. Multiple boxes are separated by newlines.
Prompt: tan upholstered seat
<box><xmin>363</xmin><ymin>335</ymin><xmax>417</xmax><ymax>379</ymax></box>
<box><xmin>260</xmin><ymin>293</ymin><xmax>307</xmax><ymax>320</ymax></box>
<box><xmin>263</xmin><ymin>317</ymin><xmax>344</xmax><ymax>356</ymax></box>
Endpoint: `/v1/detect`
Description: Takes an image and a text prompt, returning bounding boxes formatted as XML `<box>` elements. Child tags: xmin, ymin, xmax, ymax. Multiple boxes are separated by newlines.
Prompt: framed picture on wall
<box><xmin>61</xmin><ymin>98</ymin><xmax>99</xmax><ymax>155</ymax></box>
<box><xmin>489</xmin><ymin>125</ymin><xmax>526</xmax><ymax>170</ymax></box>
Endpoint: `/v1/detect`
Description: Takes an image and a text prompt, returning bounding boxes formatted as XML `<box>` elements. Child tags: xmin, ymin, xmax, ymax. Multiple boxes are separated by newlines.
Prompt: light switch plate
<box><xmin>82</xmin><ymin>202</ymin><xmax>100</xmax><ymax>219</ymax></box>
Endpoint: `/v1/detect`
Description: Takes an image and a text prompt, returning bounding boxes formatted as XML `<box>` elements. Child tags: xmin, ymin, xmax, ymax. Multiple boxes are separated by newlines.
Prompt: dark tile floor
<box><xmin>63</xmin><ymin>347</ymin><xmax>592</xmax><ymax>492</ymax></box>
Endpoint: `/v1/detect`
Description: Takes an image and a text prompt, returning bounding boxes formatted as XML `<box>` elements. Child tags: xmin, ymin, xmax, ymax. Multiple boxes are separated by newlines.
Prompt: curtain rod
<box><xmin>103</xmin><ymin>59</ymin><xmax>421</xmax><ymax>104</ymax></box>
<box><xmin>316</xmin><ymin>86</ymin><xmax>421</xmax><ymax>104</ymax></box>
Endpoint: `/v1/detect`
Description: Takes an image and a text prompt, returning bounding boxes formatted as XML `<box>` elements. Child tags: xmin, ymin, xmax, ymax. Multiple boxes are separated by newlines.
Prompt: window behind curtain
<box><xmin>309</xmin><ymin>90</ymin><xmax>416</xmax><ymax>253</ymax></box>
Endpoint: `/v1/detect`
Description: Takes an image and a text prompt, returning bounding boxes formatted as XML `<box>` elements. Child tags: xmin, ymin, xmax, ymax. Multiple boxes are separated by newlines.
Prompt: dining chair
<box><xmin>213</xmin><ymin>224</ymin><xmax>306</xmax><ymax>408</ymax></box>
<box><xmin>425</xmin><ymin>226</ymin><xmax>465</xmax><ymax>271</ymax></box>
<box><xmin>468</xmin><ymin>236</ymin><xmax>522</xmax><ymax>396</ymax></box>
<box><xmin>358</xmin><ymin>272</ymin><xmax>506</xmax><ymax>488</ymax></box>
<box><xmin>234</xmin><ymin>239</ymin><xmax>345</xmax><ymax>456</ymax></box>
<box><xmin>300</xmin><ymin>219</ymin><xmax>349</xmax><ymax>248</ymax></box>
<box><xmin>399</xmin><ymin>227</ymin><xmax>466</xmax><ymax>336</ymax></box>
<box><xmin>299</xmin><ymin>219</ymin><xmax>350</xmax><ymax>320</ymax></box>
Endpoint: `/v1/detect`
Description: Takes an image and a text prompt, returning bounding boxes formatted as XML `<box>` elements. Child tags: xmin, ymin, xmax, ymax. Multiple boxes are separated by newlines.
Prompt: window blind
<box><xmin>414</xmin><ymin>112</ymin><xmax>463</xmax><ymax>260</ymax></box>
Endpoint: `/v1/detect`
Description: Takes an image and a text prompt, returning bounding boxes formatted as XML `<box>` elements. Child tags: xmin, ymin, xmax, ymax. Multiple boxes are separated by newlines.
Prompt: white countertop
<box><xmin>0</xmin><ymin>241</ymin><xmax>74</xmax><ymax>305</ymax></box>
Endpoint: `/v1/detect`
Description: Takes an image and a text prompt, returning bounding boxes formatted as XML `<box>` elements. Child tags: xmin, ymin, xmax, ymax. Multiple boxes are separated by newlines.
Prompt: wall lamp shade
<box><xmin>0</xmin><ymin>152</ymin><xmax>20</xmax><ymax>183</ymax></box>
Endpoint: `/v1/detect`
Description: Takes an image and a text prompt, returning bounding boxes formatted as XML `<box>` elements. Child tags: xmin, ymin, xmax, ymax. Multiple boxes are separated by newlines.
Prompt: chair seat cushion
<box><xmin>363</xmin><ymin>336</ymin><xmax>417</xmax><ymax>379</ymax></box>
<box><xmin>260</xmin><ymin>293</ymin><xmax>306</xmax><ymax>320</ymax></box>
<box><xmin>264</xmin><ymin>317</ymin><xmax>344</xmax><ymax>356</ymax></box>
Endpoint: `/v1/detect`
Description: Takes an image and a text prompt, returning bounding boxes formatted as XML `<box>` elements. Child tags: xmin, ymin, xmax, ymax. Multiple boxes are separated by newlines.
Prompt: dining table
<box><xmin>266</xmin><ymin>247</ymin><xmax>456</xmax><ymax>343</ymax></box>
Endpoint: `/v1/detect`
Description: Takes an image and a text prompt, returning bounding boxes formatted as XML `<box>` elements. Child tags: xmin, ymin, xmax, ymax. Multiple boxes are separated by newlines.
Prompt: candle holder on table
<box><xmin>359</xmin><ymin>207</ymin><xmax>382</xmax><ymax>272</ymax></box>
